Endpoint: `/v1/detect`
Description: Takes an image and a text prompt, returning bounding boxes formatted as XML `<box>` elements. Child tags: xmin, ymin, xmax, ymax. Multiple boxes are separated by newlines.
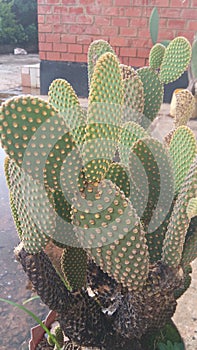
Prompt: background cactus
<box><xmin>0</xmin><ymin>37</ymin><xmax>196</xmax><ymax>350</ymax></box>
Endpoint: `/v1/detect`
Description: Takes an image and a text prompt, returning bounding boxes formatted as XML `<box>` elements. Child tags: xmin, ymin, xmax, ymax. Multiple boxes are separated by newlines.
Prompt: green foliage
<box><xmin>0</xmin><ymin>0</ymin><xmax>26</xmax><ymax>44</ymax></box>
<box><xmin>158</xmin><ymin>340</ymin><xmax>184</xmax><ymax>350</ymax></box>
<box><xmin>149</xmin><ymin>7</ymin><xmax>159</xmax><ymax>45</ymax></box>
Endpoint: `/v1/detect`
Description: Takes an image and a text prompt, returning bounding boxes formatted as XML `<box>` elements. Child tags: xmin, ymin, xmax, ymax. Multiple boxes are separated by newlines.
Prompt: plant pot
<box><xmin>29</xmin><ymin>310</ymin><xmax>57</xmax><ymax>350</ymax></box>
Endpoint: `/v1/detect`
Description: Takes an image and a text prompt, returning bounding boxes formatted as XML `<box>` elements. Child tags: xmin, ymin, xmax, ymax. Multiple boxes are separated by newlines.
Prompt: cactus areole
<box><xmin>0</xmin><ymin>37</ymin><xmax>197</xmax><ymax>350</ymax></box>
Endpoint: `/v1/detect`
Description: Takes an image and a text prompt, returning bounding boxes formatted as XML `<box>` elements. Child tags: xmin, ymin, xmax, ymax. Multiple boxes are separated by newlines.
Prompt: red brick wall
<box><xmin>38</xmin><ymin>0</ymin><xmax>197</xmax><ymax>66</ymax></box>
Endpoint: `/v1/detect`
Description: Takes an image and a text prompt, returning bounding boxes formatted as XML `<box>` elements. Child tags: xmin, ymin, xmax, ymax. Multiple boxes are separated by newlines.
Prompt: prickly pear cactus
<box><xmin>0</xmin><ymin>37</ymin><xmax>196</xmax><ymax>350</ymax></box>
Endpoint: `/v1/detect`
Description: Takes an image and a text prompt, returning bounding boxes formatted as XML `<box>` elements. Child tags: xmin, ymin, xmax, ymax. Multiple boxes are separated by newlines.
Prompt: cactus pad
<box><xmin>88</xmin><ymin>39</ymin><xmax>115</xmax><ymax>86</ymax></box>
<box><xmin>162</xmin><ymin>157</ymin><xmax>197</xmax><ymax>268</ymax></box>
<box><xmin>83</xmin><ymin>52</ymin><xmax>123</xmax><ymax>182</ymax></box>
<box><xmin>119</xmin><ymin>121</ymin><xmax>149</xmax><ymax>167</ymax></box>
<box><xmin>181</xmin><ymin>217</ymin><xmax>197</xmax><ymax>267</ymax></box>
<box><xmin>123</xmin><ymin>73</ymin><xmax>144</xmax><ymax>123</ymax></box>
<box><xmin>120</xmin><ymin>64</ymin><xmax>137</xmax><ymax>80</ymax></box>
<box><xmin>72</xmin><ymin>180</ymin><xmax>149</xmax><ymax>291</ymax></box>
<box><xmin>186</xmin><ymin>197</ymin><xmax>197</xmax><ymax>220</ymax></box>
<box><xmin>48</xmin><ymin>79</ymin><xmax>86</xmax><ymax>146</ymax></box>
<box><xmin>137</xmin><ymin>67</ymin><xmax>164</xmax><ymax>123</ymax></box>
<box><xmin>149</xmin><ymin>43</ymin><xmax>166</xmax><ymax>69</ymax></box>
<box><xmin>61</xmin><ymin>246</ymin><xmax>87</xmax><ymax>291</ymax></box>
<box><xmin>0</xmin><ymin>96</ymin><xmax>59</xmax><ymax>170</ymax></box>
<box><xmin>159</xmin><ymin>37</ymin><xmax>191</xmax><ymax>84</ymax></box>
<box><xmin>169</xmin><ymin>126</ymin><xmax>197</xmax><ymax>194</ymax></box>
<box><xmin>105</xmin><ymin>162</ymin><xmax>130</xmax><ymax>197</ymax></box>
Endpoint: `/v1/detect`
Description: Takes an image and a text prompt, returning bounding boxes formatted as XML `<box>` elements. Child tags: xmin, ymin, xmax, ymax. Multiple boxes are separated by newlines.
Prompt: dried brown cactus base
<box><xmin>15</xmin><ymin>244</ymin><xmax>183</xmax><ymax>350</ymax></box>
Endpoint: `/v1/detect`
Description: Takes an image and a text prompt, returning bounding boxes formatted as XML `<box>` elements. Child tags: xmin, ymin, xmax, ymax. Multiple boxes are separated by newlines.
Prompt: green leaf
<box><xmin>149</xmin><ymin>7</ymin><xmax>159</xmax><ymax>45</ymax></box>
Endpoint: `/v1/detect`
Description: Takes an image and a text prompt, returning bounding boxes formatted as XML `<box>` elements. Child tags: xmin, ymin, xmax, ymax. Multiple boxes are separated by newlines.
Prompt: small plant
<box><xmin>0</xmin><ymin>37</ymin><xmax>196</xmax><ymax>349</ymax></box>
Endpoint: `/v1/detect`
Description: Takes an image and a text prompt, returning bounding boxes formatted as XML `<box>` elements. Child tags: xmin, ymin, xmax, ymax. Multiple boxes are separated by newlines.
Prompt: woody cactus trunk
<box><xmin>0</xmin><ymin>37</ymin><xmax>197</xmax><ymax>350</ymax></box>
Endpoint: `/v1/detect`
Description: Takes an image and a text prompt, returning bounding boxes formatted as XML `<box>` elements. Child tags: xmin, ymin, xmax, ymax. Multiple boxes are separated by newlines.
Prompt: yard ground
<box><xmin>0</xmin><ymin>54</ymin><xmax>197</xmax><ymax>350</ymax></box>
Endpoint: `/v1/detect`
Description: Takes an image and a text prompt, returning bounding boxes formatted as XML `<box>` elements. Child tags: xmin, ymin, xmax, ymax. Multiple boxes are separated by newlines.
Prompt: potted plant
<box><xmin>0</xmin><ymin>37</ymin><xmax>196</xmax><ymax>350</ymax></box>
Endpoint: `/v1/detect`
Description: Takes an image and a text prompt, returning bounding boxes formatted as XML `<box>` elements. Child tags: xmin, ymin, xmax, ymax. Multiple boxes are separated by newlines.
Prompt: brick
<box><xmin>76</xmin><ymin>35</ymin><xmax>91</xmax><ymax>44</ymax></box>
<box><xmin>162</xmin><ymin>8</ymin><xmax>181</xmax><ymax>18</ymax></box>
<box><xmin>133</xmin><ymin>0</ymin><xmax>148</xmax><ymax>4</ymax></box>
<box><xmin>38</xmin><ymin>5</ymin><xmax>51</xmax><ymax>15</ymax></box>
<box><xmin>46</xmin><ymin>14</ymin><xmax>61</xmax><ymax>23</ymax></box>
<box><xmin>84</xmin><ymin>26</ymin><xmax>101</xmax><ymax>35</ymax></box>
<box><xmin>158</xmin><ymin>29</ymin><xmax>175</xmax><ymax>40</ymax></box>
<box><xmin>61</xmin><ymin>34</ymin><xmax>76</xmax><ymax>43</ymax></box>
<box><xmin>181</xmin><ymin>9</ymin><xmax>197</xmax><ymax>20</ymax></box>
<box><xmin>86</xmin><ymin>5</ymin><xmax>102</xmax><ymax>15</ymax></box>
<box><xmin>192</xmin><ymin>0</ymin><xmax>197</xmax><ymax>5</ymax></box>
<box><xmin>39</xmin><ymin>42</ymin><xmax>53</xmax><ymax>51</ymax></box>
<box><xmin>39</xmin><ymin>51</ymin><xmax>46</xmax><ymax>60</ymax></box>
<box><xmin>78</xmin><ymin>15</ymin><xmax>94</xmax><ymax>24</ymax></box>
<box><xmin>69</xmin><ymin>25</ymin><xmax>86</xmax><ymax>34</ymax></box>
<box><xmin>110</xmin><ymin>37</ymin><xmax>129</xmax><ymax>47</ymax></box>
<box><xmin>103</xmin><ymin>7</ymin><xmax>120</xmax><ymax>16</ymax></box>
<box><xmin>46</xmin><ymin>33</ymin><xmax>61</xmax><ymax>42</ymax></box>
<box><xmin>125</xmin><ymin>7</ymin><xmax>142</xmax><ymax>17</ymax></box>
<box><xmin>69</xmin><ymin>7</ymin><xmax>84</xmax><ymax>15</ymax></box>
<box><xmin>38</xmin><ymin>33</ymin><xmax>45</xmax><ymax>42</ymax></box>
<box><xmin>61</xmin><ymin>15</ymin><xmax>77</xmax><ymax>23</ymax></box>
<box><xmin>101</xmin><ymin>26</ymin><xmax>118</xmax><ymax>36</ymax></box>
<box><xmin>187</xmin><ymin>20</ymin><xmax>197</xmax><ymax>31</ymax></box>
<box><xmin>78</xmin><ymin>0</ymin><xmax>95</xmax><ymax>4</ymax></box>
<box><xmin>76</xmin><ymin>54</ymin><xmax>87</xmax><ymax>62</ymax></box>
<box><xmin>131</xmin><ymin>38</ymin><xmax>151</xmax><ymax>48</ymax></box>
<box><xmin>130</xmin><ymin>17</ymin><xmax>148</xmax><ymax>27</ymax></box>
<box><xmin>54</xmin><ymin>24</ymin><xmax>67</xmax><ymax>33</ymax></box>
<box><xmin>129</xmin><ymin>57</ymin><xmax>145</xmax><ymax>67</ymax></box>
<box><xmin>97</xmin><ymin>0</ymin><xmax>112</xmax><ymax>5</ymax></box>
<box><xmin>54</xmin><ymin>6</ymin><xmax>68</xmax><ymax>14</ymax></box>
<box><xmin>120</xmin><ymin>47</ymin><xmax>137</xmax><ymax>57</ymax></box>
<box><xmin>68</xmin><ymin>44</ymin><xmax>83</xmax><ymax>53</ymax></box>
<box><xmin>151</xmin><ymin>0</ymin><xmax>169</xmax><ymax>6</ymax></box>
<box><xmin>38</xmin><ymin>15</ymin><xmax>45</xmax><ymax>24</ymax></box>
<box><xmin>112</xmin><ymin>18</ymin><xmax>129</xmax><ymax>27</ymax></box>
<box><xmin>60</xmin><ymin>52</ymin><xmax>75</xmax><ymax>61</ymax></box>
<box><xmin>169</xmin><ymin>0</ymin><xmax>190</xmax><ymax>6</ymax></box>
<box><xmin>175</xmin><ymin>31</ymin><xmax>193</xmax><ymax>42</ymax></box>
<box><xmin>38</xmin><ymin>24</ymin><xmax>52</xmax><ymax>33</ymax></box>
<box><xmin>95</xmin><ymin>16</ymin><xmax>111</xmax><ymax>26</ymax></box>
<box><xmin>168</xmin><ymin>19</ymin><xmax>186</xmax><ymax>29</ymax></box>
<box><xmin>137</xmin><ymin>28</ymin><xmax>150</xmax><ymax>39</ymax></box>
<box><xmin>46</xmin><ymin>0</ymin><xmax>60</xmax><ymax>3</ymax></box>
<box><xmin>47</xmin><ymin>52</ymin><xmax>61</xmax><ymax>60</ymax></box>
<box><xmin>114</xmin><ymin>0</ymin><xmax>131</xmax><ymax>5</ymax></box>
<box><xmin>137</xmin><ymin>47</ymin><xmax>150</xmax><ymax>58</ymax></box>
<box><xmin>53</xmin><ymin>43</ymin><xmax>67</xmax><ymax>52</ymax></box>
<box><xmin>121</xmin><ymin>56</ymin><xmax>129</xmax><ymax>65</ymax></box>
<box><xmin>82</xmin><ymin>45</ymin><xmax>89</xmax><ymax>54</ymax></box>
<box><xmin>62</xmin><ymin>0</ymin><xmax>76</xmax><ymax>3</ymax></box>
<box><xmin>120</xmin><ymin>27</ymin><xmax>137</xmax><ymax>37</ymax></box>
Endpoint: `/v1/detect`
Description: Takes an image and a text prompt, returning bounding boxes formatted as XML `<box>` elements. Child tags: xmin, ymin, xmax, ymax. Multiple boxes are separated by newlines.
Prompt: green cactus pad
<box><xmin>129</xmin><ymin>137</ymin><xmax>174</xmax><ymax>235</ymax></box>
<box><xmin>174</xmin><ymin>265</ymin><xmax>192</xmax><ymax>300</ymax></box>
<box><xmin>88</xmin><ymin>39</ymin><xmax>115</xmax><ymax>86</ymax></box>
<box><xmin>137</xmin><ymin>67</ymin><xmax>164</xmax><ymax>123</ymax></box>
<box><xmin>123</xmin><ymin>73</ymin><xmax>144</xmax><ymax>123</ymax></box>
<box><xmin>72</xmin><ymin>180</ymin><xmax>149</xmax><ymax>291</ymax></box>
<box><xmin>105</xmin><ymin>162</ymin><xmax>130</xmax><ymax>197</ymax></box>
<box><xmin>48</xmin><ymin>79</ymin><xmax>86</xmax><ymax>146</ymax></box>
<box><xmin>61</xmin><ymin>246</ymin><xmax>87</xmax><ymax>290</ymax></box>
<box><xmin>119</xmin><ymin>121</ymin><xmax>149</xmax><ymax>167</ymax></box>
<box><xmin>162</xmin><ymin>157</ymin><xmax>197</xmax><ymax>268</ymax></box>
<box><xmin>181</xmin><ymin>217</ymin><xmax>197</xmax><ymax>267</ymax></box>
<box><xmin>186</xmin><ymin>197</ymin><xmax>197</xmax><ymax>220</ymax></box>
<box><xmin>174</xmin><ymin>89</ymin><xmax>196</xmax><ymax>128</ymax></box>
<box><xmin>83</xmin><ymin>52</ymin><xmax>123</xmax><ymax>182</ymax></box>
<box><xmin>159</xmin><ymin>37</ymin><xmax>191</xmax><ymax>84</ymax></box>
<box><xmin>149</xmin><ymin>43</ymin><xmax>166</xmax><ymax>69</ymax></box>
<box><xmin>7</xmin><ymin>159</ymin><xmax>55</xmax><ymax>254</ymax></box>
<box><xmin>0</xmin><ymin>95</ymin><xmax>59</xmax><ymax>170</ymax></box>
<box><xmin>4</xmin><ymin>157</ymin><xmax>23</xmax><ymax>239</ymax></box>
<box><xmin>169</xmin><ymin>126</ymin><xmax>197</xmax><ymax>194</ymax></box>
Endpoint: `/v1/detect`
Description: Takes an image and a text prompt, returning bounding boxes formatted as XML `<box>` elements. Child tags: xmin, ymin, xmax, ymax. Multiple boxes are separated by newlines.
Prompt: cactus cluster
<box><xmin>0</xmin><ymin>37</ymin><xmax>197</xmax><ymax>350</ymax></box>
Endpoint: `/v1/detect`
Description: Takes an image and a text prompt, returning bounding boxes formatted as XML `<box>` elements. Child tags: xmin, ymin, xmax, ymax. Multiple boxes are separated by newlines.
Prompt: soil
<box><xmin>0</xmin><ymin>54</ymin><xmax>197</xmax><ymax>350</ymax></box>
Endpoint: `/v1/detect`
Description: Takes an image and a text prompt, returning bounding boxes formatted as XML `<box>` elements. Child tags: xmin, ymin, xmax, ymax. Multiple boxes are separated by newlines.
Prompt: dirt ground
<box><xmin>0</xmin><ymin>54</ymin><xmax>197</xmax><ymax>350</ymax></box>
